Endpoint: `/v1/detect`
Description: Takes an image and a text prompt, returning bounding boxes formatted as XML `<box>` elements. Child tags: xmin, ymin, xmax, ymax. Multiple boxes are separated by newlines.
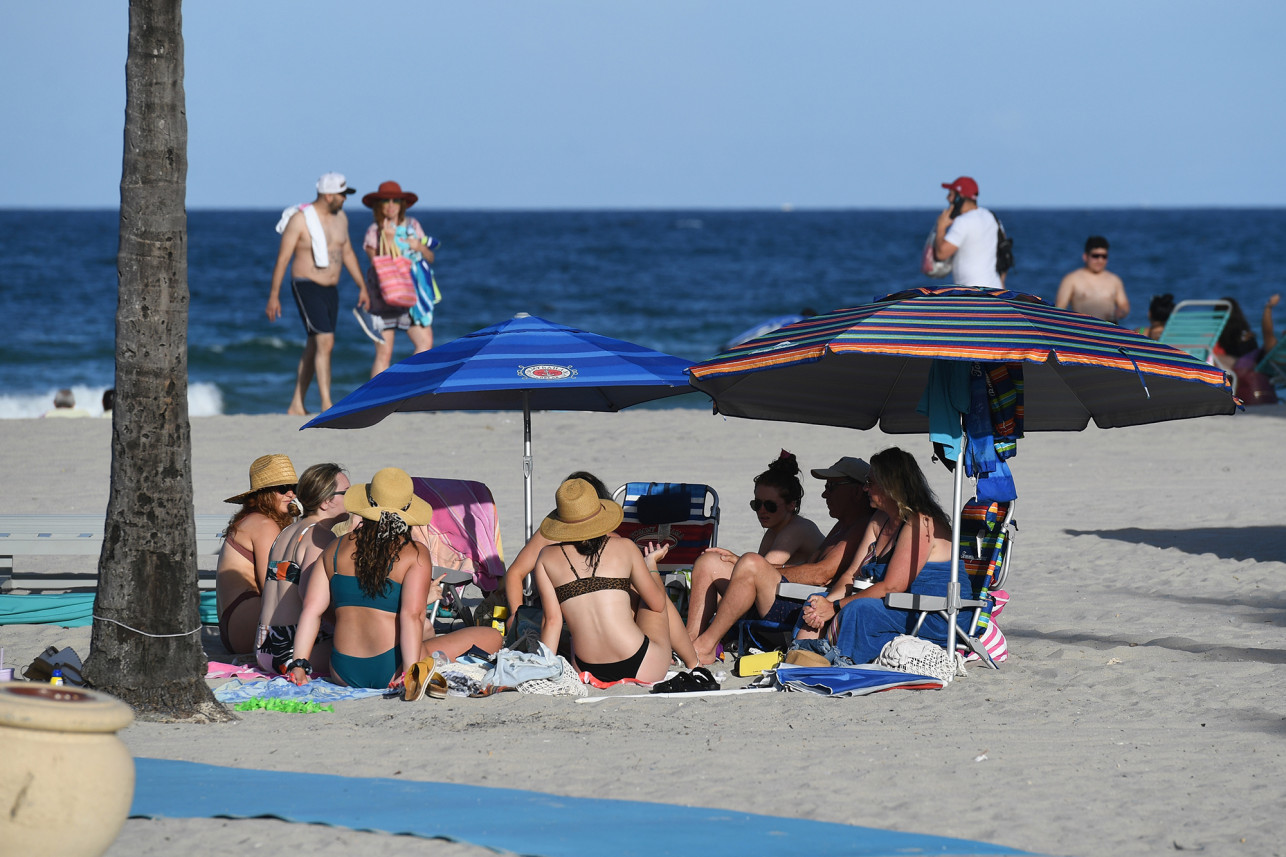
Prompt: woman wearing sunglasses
<box><xmin>685</xmin><ymin>451</ymin><xmax>824</xmax><ymax>642</ymax></box>
<box><xmin>216</xmin><ymin>454</ymin><xmax>299</xmax><ymax>655</ymax></box>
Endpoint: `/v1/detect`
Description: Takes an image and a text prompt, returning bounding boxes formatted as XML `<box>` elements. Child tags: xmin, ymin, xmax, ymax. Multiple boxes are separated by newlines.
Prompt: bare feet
<box><xmin>287</xmin><ymin>406</ymin><xmax>309</xmax><ymax>416</ymax></box>
<box><xmin>693</xmin><ymin>637</ymin><xmax>722</xmax><ymax>666</ymax></box>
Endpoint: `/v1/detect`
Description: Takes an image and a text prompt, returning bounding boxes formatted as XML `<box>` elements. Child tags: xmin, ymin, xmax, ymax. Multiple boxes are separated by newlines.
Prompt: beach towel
<box><xmin>130</xmin><ymin>758</ymin><xmax>1031</xmax><ymax>857</ymax></box>
<box><xmin>411</xmin><ymin>478</ymin><xmax>505</xmax><ymax>591</ymax></box>
<box><xmin>0</xmin><ymin>591</ymin><xmax>218</xmax><ymax>627</ymax></box>
<box><xmin>275</xmin><ymin>203</ymin><xmax>329</xmax><ymax>267</ymax></box>
<box><xmin>773</xmin><ymin>664</ymin><xmax>946</xmax><ymax>697</ymax></box>
<box><xmin>213</xmin><ymin>677</ymin><xmax>384</xmax><ymax>704</ymax></box>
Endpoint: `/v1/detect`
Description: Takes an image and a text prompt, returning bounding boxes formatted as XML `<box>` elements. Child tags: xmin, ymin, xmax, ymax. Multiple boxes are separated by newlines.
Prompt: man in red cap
<box><xmin>933</xmin><ymin>176</ymin><xmax>1005</xmax><ymax>289</ymax></box>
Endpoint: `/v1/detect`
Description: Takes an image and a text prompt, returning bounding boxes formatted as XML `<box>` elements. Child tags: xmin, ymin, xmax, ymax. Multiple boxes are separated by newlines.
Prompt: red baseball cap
<box><xmin>941</xmin><ymin>176</ymin><xmax>979</xmax><ymax>199</ymax></box>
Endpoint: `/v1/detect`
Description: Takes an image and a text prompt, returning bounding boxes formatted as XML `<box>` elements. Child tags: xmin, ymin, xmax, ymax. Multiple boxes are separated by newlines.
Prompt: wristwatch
<box><xmin>286</xmin><ymin>658</ymin><xmax>312</xmax><ymax>676</ymax></box>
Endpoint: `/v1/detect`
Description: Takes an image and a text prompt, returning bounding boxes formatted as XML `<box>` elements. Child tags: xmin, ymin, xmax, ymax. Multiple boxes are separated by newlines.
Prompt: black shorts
<box><xmin>291</xmin><ymin>279</ymin><xmax>338</xmax><ymax>335</ymax></box>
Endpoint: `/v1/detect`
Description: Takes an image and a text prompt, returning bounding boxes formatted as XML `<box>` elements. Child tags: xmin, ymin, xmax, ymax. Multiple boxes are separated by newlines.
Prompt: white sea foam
<box><xmin>0</xmin><ymin>383</ymin><xmax>224</xmax><ymax>419</ymax></box>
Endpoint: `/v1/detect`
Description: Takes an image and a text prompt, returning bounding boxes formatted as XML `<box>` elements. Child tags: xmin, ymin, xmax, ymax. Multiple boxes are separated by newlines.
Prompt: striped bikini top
<box><xmin>553</xmin><ymin>544</ymin><xmax>633</xmax><ymax>603</ymax></box>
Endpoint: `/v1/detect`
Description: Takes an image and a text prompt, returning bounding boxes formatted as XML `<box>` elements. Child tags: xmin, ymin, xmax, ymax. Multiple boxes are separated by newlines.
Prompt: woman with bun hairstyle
<box><xmin>684</xmin><ymin>451</ymin><xmax>824</xmax><ymax>641</ymax></box>
<box><xmin>287</xmin><ymin>468</ymin><xmax>500</xmax><ymax>691</ymax></box>
<box><xmin>216</xmin><ymin>454</ymin><xmax>298</xmax><ymax>655</ymax></box>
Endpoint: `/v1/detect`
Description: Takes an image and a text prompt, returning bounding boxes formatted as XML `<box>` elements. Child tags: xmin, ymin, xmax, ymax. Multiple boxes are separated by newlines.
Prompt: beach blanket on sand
<box><xmin>130</xmin><ymin>758</ymin><xmax>1032</xmax><ymax>857</ymax></box>
<box><xmin>0</xmin><ymin>591</ymin><xmax>217</xmax><ymax>627</ymax></box>
<box><xmin>411</xmin><ymin>477</ymin><xmax>505</xmax><ymax>591</ymax></box>
<box><xmin>213</xmin><ymin>677</ymin><xmax>384</xmax><ymax>704</ymax></box>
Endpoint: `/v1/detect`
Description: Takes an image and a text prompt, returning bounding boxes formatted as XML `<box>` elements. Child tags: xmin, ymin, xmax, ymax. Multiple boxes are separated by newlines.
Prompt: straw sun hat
<box><xmin>344</xmin><ymin>468</ymin><xmax>433</xmax><ymax>527</ymax></box>
<box><xmin>540</xmin><ymin>478</ymin><xmax>624</xmax><ymax>543</ymax></box>
<box><xmin>224</xmin><ymin>454</ymin><xmax>298</xmax><ymax>504</ymax></box>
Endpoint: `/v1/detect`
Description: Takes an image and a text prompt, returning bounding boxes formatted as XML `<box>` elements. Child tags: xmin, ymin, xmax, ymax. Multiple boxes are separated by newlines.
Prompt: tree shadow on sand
<box><xmin>1063</xmin><ymin>525</ymin><xmax>1286</xmax><ymax>564</ymax></box>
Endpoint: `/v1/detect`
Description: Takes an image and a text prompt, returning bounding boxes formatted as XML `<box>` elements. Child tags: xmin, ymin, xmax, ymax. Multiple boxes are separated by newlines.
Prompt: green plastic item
<box><xmin>233</xmin><ymin>697</ymin><xmax>334</xmax><ymax>714</ymax></box>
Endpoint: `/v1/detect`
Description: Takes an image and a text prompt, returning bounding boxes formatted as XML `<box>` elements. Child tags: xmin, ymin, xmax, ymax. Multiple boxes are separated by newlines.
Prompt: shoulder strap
<box><xmin>288</xmin><ymin>523</ymin><xmax>318</xmax><ymax>564</ymax></box>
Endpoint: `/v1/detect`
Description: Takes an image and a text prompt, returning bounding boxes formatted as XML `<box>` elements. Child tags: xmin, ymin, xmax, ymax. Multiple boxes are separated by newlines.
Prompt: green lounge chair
<box><xmin>1158</xmin><ymin>299</ymin><xmax>1233</xmax><ymax>363</ymax></box>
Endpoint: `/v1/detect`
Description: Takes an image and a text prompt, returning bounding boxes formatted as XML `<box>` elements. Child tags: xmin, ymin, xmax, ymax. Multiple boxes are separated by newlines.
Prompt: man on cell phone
<box><xmin>933</xmin><ymin>176</ymin><xmax>1005</xmax><ymax>289</ymax></box>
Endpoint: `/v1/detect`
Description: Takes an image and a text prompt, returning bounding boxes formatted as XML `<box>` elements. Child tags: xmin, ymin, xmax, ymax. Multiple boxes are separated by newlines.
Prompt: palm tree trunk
<box><xmin>85</xmin><ymin>0</ymin><xmax>230</xmax><ymax>721</ymax></box>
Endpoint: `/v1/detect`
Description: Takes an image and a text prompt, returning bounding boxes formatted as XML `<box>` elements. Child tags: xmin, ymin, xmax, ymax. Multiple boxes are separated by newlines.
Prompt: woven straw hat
<box><xmin>224</xmin><ymin>454</ymin><xmax>298</xmax><ymax>504</ymax></box>
<box><xmin>539</xmin><ymin>478</ymin><xmax>624</xmax><ymax>543</ymax></box>
<box><xmin>344</xmin><ymin>468</ymin><xmax>433</xmax><ymax>526</ymax></box>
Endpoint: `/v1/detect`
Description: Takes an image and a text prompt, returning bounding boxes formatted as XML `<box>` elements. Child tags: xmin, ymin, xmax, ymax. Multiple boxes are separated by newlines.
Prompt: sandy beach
<box><xmin>3</xmin><ymin>407</ymin><xmax>1284</xmax><ymax>857</ymax></box>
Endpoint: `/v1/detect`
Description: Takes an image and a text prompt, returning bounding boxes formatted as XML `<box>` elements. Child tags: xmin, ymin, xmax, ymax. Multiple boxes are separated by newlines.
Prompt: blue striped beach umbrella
<box><xmin>688</xmin><ymin>286</ymin><xmax>1238</xmax><ymax>661</ymax></box>
<box><xmin>303</xmin><ymin>313</ymin><xmax>696</xmax><ymax>538</ymax></box>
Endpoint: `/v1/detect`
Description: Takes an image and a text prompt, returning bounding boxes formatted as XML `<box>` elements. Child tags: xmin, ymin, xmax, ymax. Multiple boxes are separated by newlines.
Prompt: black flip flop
<box><xmin>651</xmin><ymin>666</ymin><xmax>719</xmax><ymax>694</ymax></box>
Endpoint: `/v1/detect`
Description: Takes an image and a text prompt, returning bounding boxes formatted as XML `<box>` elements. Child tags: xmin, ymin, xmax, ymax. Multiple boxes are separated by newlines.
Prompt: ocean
<box><xmin>2</xmin><ymin>208</ymin><xmax>1283</xmax><ymax>417</ymax></box>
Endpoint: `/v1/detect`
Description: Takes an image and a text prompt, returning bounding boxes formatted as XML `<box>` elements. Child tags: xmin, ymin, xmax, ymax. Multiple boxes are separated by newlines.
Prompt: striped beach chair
<box><xmin>611</xmin><ymin>482</ymin><xmax>720</xmax><ymax>611</ymax></box>
<box><xmin>886</xmin><ymin>498</ymin><xmax>1016</xmax><ymax>668</ymax></box>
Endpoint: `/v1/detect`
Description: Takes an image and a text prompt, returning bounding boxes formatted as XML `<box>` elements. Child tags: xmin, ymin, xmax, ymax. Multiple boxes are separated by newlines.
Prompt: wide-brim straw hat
<box><xmin>224</xmin><ymin>454</ymin><xmax>298</xmax><ymax>504</ymax></box>
<box><xmin>540</xmin><ymin>478</ymin><xmax>624</xmax><ymax>543</ymax></box>
<box><xmin>344</xmin><ymin>467</ymin><xmax>433</xmax><ymax>527</ymax></box>
<box><xmin>362</xmin><ymin>180</ymin><xmax>419</xmax><ymax>210</ymax></box>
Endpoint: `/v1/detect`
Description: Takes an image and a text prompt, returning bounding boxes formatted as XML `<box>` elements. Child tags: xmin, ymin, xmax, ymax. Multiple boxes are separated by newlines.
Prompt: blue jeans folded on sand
<box><xmin>832</xmin><ymin>561</ymin><xmax>979</xmax><ymax>665</ymax></box>
<box><xmin>789</xmin><ymin>638</ymin><xmax>856</xmax><ymax>667</ymax></box>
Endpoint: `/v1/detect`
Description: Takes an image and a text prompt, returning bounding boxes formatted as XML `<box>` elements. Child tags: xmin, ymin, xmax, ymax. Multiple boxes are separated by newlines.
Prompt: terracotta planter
<box><xmin>0</xmin><ymin>682</ymin><xmax>135</xmax><ymax>857</ymax></box>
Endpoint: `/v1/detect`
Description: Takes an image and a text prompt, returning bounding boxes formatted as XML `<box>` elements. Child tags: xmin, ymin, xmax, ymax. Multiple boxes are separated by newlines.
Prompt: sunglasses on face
<box><xmin>273</xmin><ymin>484</ymin><xmax>297</xmax><ymax>495</ymax></box>
<box><xmin>749</xmin><ymin>498</ymin><xmax>779</xmax><ymax>513</ymax></box>
<box><xmin>1089</xmin><ymin>252</ymin><xmax>1108</xmax><ymax>259</ymax></box>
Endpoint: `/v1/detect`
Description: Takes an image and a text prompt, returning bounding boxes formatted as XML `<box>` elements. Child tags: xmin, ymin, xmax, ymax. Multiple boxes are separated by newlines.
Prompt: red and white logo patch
<box><xmin>519</xmin><ymin>364</ymin><xmax>576</xmax><ymax>381</ymax></box>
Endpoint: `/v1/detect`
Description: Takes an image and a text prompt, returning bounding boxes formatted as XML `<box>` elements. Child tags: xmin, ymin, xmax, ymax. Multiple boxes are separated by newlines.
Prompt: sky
<box><xmin>3</xmin><ymin>1</ymin><xmax>1284</xmax><ymax>209</ymax></box>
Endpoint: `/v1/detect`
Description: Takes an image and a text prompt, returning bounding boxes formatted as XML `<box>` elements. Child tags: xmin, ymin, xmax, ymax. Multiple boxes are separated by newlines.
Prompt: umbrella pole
<box><xmin>946</xmin><ymin>421</ymin><xmax>965</xmax><ymax>676</ymax></box>
<box><xmin>523</xmin><ymin>391</ymin><xmax>534</xmax><ymax>543</ymax></box>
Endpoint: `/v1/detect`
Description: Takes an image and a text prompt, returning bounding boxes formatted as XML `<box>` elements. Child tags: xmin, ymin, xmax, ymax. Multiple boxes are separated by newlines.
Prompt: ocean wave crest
<box><xmin>0</xmin><ymin>382</ymin><xmax>224</xmax><ymax>419</ymax></box>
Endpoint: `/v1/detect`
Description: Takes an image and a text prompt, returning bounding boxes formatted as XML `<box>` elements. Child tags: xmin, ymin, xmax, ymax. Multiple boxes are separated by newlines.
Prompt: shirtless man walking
<box><xmin>266</xmin><ymin>173</ymin><xmax>371</xmax><ymax>415</ymax></box>
<box><xmin>1055</xmin><ymin>236</ymin><xmax>1130</xmax><ymax>323</ymax></box>
<box><xmin>691</xmin><ymin>456</ymin><xmax>874</xmax><ymax>664</ymax></box>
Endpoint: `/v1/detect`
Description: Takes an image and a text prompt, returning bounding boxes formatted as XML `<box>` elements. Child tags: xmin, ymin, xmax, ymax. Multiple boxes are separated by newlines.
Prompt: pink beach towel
<box><xmin>411</xmin><ymin>477</ymin><xmax>505</xmax><ymax>592</ymax></box>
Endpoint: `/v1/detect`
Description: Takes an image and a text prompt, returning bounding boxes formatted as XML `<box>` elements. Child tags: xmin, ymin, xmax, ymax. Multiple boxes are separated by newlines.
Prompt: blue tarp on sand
<box><xmin>131</xmin><ymin>758</ymin><xmax>1032</xmax><ymax>857</ymax></box>
<box><xmin>0</xmin><ymin>592</ymin><xmax>218</xmax><ymax>627</ymax></box>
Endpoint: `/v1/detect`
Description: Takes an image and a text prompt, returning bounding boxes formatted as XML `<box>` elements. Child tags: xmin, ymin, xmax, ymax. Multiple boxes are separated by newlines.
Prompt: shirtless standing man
<box><xmin>1055</xmin><ymin>236</ymin><xmax>1130</xmax><ymax>323</ymax></box>
<box><xmin>690</xmin><ymin>457</ymin><xmax>874</xmax><ymax>664</ymax></box>
<box><xmin>266</xmin><ymin>173</ymin><xmax>371</xmax><ymax>415</ymax></box>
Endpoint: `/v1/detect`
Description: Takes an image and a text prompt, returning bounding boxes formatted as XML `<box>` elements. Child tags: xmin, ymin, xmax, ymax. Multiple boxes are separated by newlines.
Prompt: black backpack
<box><xmin>995</xmin><ymin>214</ymin><xmax>1014</xmax><ymax>275</ymax></box>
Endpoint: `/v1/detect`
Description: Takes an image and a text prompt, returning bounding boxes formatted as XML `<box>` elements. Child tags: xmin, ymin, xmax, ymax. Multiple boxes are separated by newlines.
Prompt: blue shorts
<box><xmin>291</xmin><ymin>279</ymin><xmax>338</xmax><ymax>335</ymax></box>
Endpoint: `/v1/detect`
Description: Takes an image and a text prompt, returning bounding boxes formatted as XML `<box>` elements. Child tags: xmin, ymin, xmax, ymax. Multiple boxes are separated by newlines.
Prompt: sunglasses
<box><xmin>749</xmin><ymin>498</ymin><xmax>779</xmax><ymax>513</ymax></box>
<box><xmin>273</xmin><ymin>485</ymin><xmax>297</xmax><ymax>495</ymax></box>
<box><xmin>1088</xmin><ymin>252</ymin><xmax>1108</xmax><ymax>259</ymax></box>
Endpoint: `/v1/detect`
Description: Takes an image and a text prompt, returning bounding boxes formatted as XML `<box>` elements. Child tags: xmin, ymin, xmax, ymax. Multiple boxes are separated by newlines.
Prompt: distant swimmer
<box><xmin>1055</xmin><ymin>236</ymin><xmax>1130</xmax><ymax>323</ymax></box>
<box><xmin>43</xmin><ymin>388</ymin><xmax>91</xmax><ymax>418</ymax></box>
<box><xmin>266</xmin><ymin>173</ymin><xmax>371</xmax><ymax>416</ymax></box>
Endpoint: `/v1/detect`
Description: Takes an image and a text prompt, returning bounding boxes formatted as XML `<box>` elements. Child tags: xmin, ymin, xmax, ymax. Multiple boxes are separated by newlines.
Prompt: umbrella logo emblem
<box><xmin>519</xmin><ymin>364</ymin><xmax>577</xmax><ymax>381</ymax></box>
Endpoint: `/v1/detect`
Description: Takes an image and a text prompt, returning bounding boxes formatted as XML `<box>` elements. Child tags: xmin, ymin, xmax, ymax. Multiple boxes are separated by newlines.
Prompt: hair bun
<box><xmin>768</xmin><ymin>450</ymin><xmax>799</xmax><ymax>477</ymax></box>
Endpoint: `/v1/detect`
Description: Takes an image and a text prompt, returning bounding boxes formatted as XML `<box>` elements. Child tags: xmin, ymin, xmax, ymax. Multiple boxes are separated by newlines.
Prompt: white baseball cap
<box><xmin>316</xmin><ymin>172</ymin><xmax>356</xmax><ymax>195</ymax></box>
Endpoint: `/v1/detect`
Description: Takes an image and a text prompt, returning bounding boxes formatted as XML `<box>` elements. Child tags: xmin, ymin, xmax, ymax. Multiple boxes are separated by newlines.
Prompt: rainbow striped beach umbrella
<box><xmin>689</xmin><ymin>286</ymin><xmax>1238</xmax><ymax>663</ymax></box>
<box><xmin>688</xmin><ymin>286</ymin><xmax>1236</xmax><ymax>432</ymax></box>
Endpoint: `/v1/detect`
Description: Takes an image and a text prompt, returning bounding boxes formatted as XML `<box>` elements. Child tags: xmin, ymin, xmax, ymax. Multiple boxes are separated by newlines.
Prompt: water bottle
<box><xmin>50</xmin><ymin>668</ymin><xmax>64</xmax><ymax>686</ymax></box>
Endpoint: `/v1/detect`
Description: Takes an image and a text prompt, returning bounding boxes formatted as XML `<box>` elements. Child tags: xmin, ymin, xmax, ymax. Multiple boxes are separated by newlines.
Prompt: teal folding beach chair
<box><xmin>1255</xmin><ymin>336</ymin><xmax>1286</xmax><ymax>388</ymax></box>
<box><xmin>1158</xmin><ymin>299</ymin><xmax>1232</xmax><ymax>363</ymax></box>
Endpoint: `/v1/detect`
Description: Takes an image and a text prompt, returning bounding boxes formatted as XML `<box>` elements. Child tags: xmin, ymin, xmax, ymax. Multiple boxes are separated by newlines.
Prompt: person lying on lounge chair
<box><xmin>504</xmin><ymin>471</ymin><xmax>698</xmax><ymax>669</ymax></box>
<box><xmin>690</xmin><ymin>456</ymin><xmax>873</xmax><ymax>665</ymax></box>
<box><xmin>533</xmin><ymin>478</ymin><xmax>676</xmax><ymax>684</ymax></box>
<box><xmin>796</xmin><ymin>447</ymin><xmax>977</xmax><ymax>664</ymax></box>
<box><xmin>685</xmin><ymin>451</ymin><xmax>824</xmax><ymax>642</ymax></box>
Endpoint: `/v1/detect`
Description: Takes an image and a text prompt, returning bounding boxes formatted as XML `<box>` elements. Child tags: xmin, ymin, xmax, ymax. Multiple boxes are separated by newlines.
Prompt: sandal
<box><xmin>651</xmin><ymin>666</ymin><xmax>719</xmax><ymax>694</ymax></box>
<box><xmin>404</xmin><ymin>660</ymin><xmax>433</xmax><ymax>702</ymax></box>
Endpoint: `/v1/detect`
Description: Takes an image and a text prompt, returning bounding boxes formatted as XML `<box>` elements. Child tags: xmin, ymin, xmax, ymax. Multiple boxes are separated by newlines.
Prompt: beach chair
<box><xmin>410</xmin><ymin>478</ymin><xmax>505</xmax><ymax>628</ymax></box>
<box><xmin>611</xmin><ymin>482</ymin><xmax>720</xmax><ymax>611</ymax></box>
<box><xmin>1158</xmin><ymin>299</ymin><xmax>1232</xmax><ymax>364</ymax></box>
<box><xmin>885</xmin><ymin>498</ymin><xmax>1016</xmax><ymax>669</ymax></box>
<box><xmin>1255</xmin><ymin>336</ymin><xmax>1286</xmax><ymax>388</ymax></box>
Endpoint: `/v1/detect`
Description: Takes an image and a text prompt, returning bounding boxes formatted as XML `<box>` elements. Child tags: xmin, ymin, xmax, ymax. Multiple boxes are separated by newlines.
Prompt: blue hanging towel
<box><xmin>964</xmin><ymin>364</ymin><xmax>1017</xmax><ymax>503</ymax></box>
<box><xmin>917</xmin><ymin>360</ymin><xmax>971</xmax><ymax>462</ymax></box>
